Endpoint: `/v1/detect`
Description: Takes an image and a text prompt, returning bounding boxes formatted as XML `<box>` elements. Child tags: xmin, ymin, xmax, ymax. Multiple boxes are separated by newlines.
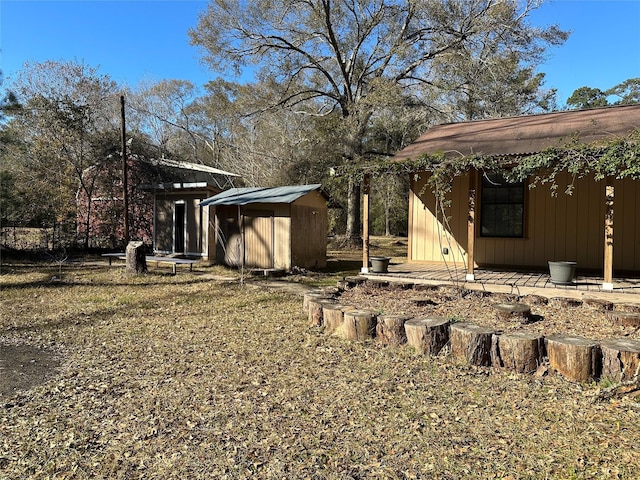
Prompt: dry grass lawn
<box><xmin>1</xmin><ymin>248</ymin><xmax>639</xmax><ymax>479</ymax></box>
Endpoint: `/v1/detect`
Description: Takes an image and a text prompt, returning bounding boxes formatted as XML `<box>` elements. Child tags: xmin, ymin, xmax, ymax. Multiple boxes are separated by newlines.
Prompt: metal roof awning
<box><xmin>200</xmin><ymin>184</ymin><xmax>325</xmax><ymax>207</ymax></box>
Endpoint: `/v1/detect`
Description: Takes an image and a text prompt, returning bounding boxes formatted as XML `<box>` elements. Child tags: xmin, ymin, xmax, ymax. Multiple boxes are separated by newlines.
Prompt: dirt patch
<box><xmin>0</xmin><ymin>342</ymin><xmax>61</xmax><ymax>402</ymax></box>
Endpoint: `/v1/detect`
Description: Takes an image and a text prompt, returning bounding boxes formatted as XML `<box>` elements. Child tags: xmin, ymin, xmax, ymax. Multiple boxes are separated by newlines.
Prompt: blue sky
<box><xmin>1</xmin><ymin>0</ymin><xmax>639</xmax><ymax>106</ymax></box>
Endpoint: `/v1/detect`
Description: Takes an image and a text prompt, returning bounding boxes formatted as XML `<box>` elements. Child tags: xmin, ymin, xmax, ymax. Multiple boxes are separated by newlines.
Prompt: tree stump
<box><xmin>413</xmin><ymin>284</ymin><xmax>439</xmax><ymax>292</ymax></box>
<box><xmin>343</xmin><ymin>276</ymin><xmax>368</xmax><ymax>288</ymax></box>
<box><xmin>389</xmin><ymin>282</ymin><xmax>414</xmax><ymax>291</ymax></box>
<box><xmin>493</xmin><ymin>303</ymin><xmax>531</xmax><ymax>323</ymax></box>
<box><xmin>404</xmin><ymin>317</ymin><xmax>450</xmax><ymax>355</ymax></box>
<box><xmin>546</xmin><ymin>334</ymin><xmax>600</xmax><ymax>382</ymax></box>
<box><xmin>600</xmin><ymin>338</ymin><xmax>640</xmax><ymax>382</ymax></box>
<box><xmin>520</xmin><ymin>294</ymin><xmax>548</xmax><ymax>306</ymax></box>
<box><xmin>548</xmin><ymin>297</ymin><xmax>582</xmax><ymax>308</ymax></box>
<box><xmin>450</xmin><ymin>323</ymin><xmax>495</xmax><ymax>366</ymax></box>
<box><xmin>308</xmin><ymin>298</ymin><xmax>334</xmax><ymax>327</ymax></box>
<box><xmin>125</xmin><ymin>241</ymin><xmax>147</xmax><ymax>274</ymax></box>
<box><xmin>376</xmin><ymin>315</ymin><xmax>410</xmax><ymax>346</ymax></box>
<box><xmin>367</xmin><ymin>280</ymin><xmax>389</xmax><ymax>289</ymax></box>
<box><xmin>323</xmin><ymin>303</ymin><xmax>355</xmax><ymax>335</ymax></box>
<box><xmin>614</xmin><ymin>303</ymin><xmax>640</xmax><ymax>313</ymax></box>
<box><xmin>582</xmin><ymin>296</ymin><xmax>613</xmax><ymax>311</ymax></box>
<box><xmin>342</xmin><ymin>310</ymin><xmax>377</xmax><ymax>341</ymax></box>
<box><xmin>606</xmin><ymin>310</ymin><xmax>640</xmax><ymax>327</ymax></box>
<box><xmin>408</xmin><ymin>298</ymin><xmax>438</xmax><ymax>307</ymax></box>
<box><xmin>492</xmin><ymin>332</ymin><xmax>545</xmax><ymax>374</ymax></box>
<box><xmin>302</xmin><ymin>292</ymin><xmax>332</xmax><ymax>315</ymax></box>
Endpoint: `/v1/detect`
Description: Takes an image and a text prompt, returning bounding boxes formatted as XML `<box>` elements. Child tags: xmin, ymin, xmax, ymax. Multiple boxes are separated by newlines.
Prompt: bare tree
<box><xmin>190</xmin><ymin>0</ymin><xmax>568</xmax><ymax>240</ymax></box>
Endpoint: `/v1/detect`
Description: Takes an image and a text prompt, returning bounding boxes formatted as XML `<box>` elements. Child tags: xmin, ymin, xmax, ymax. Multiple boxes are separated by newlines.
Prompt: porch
<box><xmin>364</xmin><ymin>262</ymin><xmax>640</xmax><ymax>299</ymax></box>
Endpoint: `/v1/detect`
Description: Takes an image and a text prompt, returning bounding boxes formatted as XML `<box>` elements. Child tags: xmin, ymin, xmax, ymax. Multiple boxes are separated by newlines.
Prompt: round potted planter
<box><xmin>370</xmin><ymin>256</ymin><xmax>391</xmax><ymax>273</ymax></box>
<box><xmin>548</xmin><ymin>261</ymin><xmax>577</xmax><ymax>285</ymax></box>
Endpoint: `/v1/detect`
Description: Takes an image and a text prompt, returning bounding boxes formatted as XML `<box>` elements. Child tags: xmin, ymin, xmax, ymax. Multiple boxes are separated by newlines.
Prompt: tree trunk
<box><xmin>546</xmin><ymin>334</ymin><xmax>600</xmax><ymax>382</ymax></box>
<box><xmin>376</xmin><ymin>315</ymin><xmax>410</xmax><ymax>346</ymax></box>
<box><xmin>450</xmin><ymin>323</ymin><xmax>495</xmax><ymax>366</ymax></box>
<box><xmin>346</xmin><ymin>178</ymin><xmax>361</xmax><ymax>241</ymax></box>
<box><xmin>600</xmin><ymin>338</ymin><xmax>640</xmax><ymax>382</ymax></box>
<box><xmin>404</xmin><ymin>317</ymin><xmax>450</xmax><ymax>355</ymax></box>
<box><xmin>492</xmin><ymin>332</ymin><xmax>545</xmax><ymax>374</ymax></box>
<box><xmin>342</xmin><ymin>310</ymin><xmax>377</xmax><ymax>341</ymax></box>
<box><xmin>125</xmin><ymin>241</ymin><xmax>147</xmax><ymax>274</ymax></box>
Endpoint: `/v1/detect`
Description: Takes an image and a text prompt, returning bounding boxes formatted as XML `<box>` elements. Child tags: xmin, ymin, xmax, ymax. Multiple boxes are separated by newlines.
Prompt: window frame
<box><xmin>479</xmin><ymin>172</ymin><xmax>526</xmax><ymax>239</ymax></box>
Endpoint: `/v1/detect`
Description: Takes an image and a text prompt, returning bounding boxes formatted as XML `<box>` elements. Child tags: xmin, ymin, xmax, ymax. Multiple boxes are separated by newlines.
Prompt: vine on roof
<box><xmin>335</xmin><ymin>128</ymin><xmax>640</xmax><ymax>200</ymax></box>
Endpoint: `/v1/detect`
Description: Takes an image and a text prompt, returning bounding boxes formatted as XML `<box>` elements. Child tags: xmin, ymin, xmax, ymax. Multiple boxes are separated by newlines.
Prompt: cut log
<box><xmin>546</xmin><ymin>334</ymin><xmax>601</xmax><ymax>383</ymax></box>
<box><xmin>490</xmin><ymin>293</ymin><xmax>519</xmax><ymax>304</ymax></box>
<box><xmin>404</xmin><ymin>317</ymin><xmax>450</xmax><ymax>355</ymax></box>
<box><xmin>449</xmin><ymin>323</ymin><xmax>495</xmax><ymax>366</ymax></box>
<box><xmin>323</xmin><ymin>303</ymin><xmax>355</xmax><ymax>335</ymax></box>
<box><xmin>582</xmin><ymin>296</ymin><xmax>613</xmax><ymax>311</ymax></box>
<box><xmin>408</xmin><ymin>298</ymin><xmax>438</xmax><ymax>307</ymax></box>
<box><xmin>367</xmin><ymin>280</ymin><xmax>389</xmax><ymax>289</ymax></box>
<box><xmin>493</xmin><ymin>303</ymin><xmax>531</xmax><ymax>323</ymax></box>
<box><xmin>492</xmin><ymin>331</ymin><xmax>545</xmax><ymax>374</ymax></box>
<box><xmin>343</xmin><ymin>276</ymin><xmax>368</xmax><ymax>288</ymax></box>
<box><xmin>302</xmin><ymin>292</ymin><xmax>332</xmax><ymax>315</ymax></box>
<box><xmin>413</xmin><ymin>284</ymin><xmax>439</xmax><ymax>292</ymax></box>
<box><xmin>125</xmin><ymin>241</ymin><xmax>147</xmax><ymax>274</ymax></box>
<box><xmin>600</xmin><ymin>338</ymin><xmax>640</xmax><ymax>382</ymax></box>
<box><xmin>614</xmin><ymin>303</ymin><xmax>640</xmax><ymax>313</ymax></box>
<box><xmin>376</xmin><ymin>315</ymin><xmax>410</xmax><ymax>346</ymax></box>
<box><xmin>342</xmin><ymin>310</ymin><xmax>377</xmax><ymax>341</ymax></box>
<box><xmin>606</xmin><ymin>311</ymin><xmax>640</xmax><ymax>327</ymax></box>
<box><xmin>308</xmin><ymin>298</ymin><xmax>334</xmax><ymax>327</ymax></box>
<box><xmin>548</xmin><ymin>297</ymin><xmax>583</xmax><ymax>308</ymax></box>
<box><xmin>389</xmin><ymin>282</ymin><xmax>415</xmax><ymax>291</ymax></box>
<box><xmin>520</xmin><ymin>294</ymin><xmax>548</xmax><ymax>306</ymax></box>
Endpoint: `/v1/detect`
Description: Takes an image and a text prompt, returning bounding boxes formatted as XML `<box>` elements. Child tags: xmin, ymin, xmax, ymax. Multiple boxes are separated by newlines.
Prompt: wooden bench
<box><xmin>145</xmin><ymin>256</ymin><xmax>199</xmax><ymax>274</ymax></box>
<box><xmin>102</xmin><ymin>253</ymin><xmax>199</xmax><ymax>274</ymax></box>
<box><xmin>101</xmin><ymin>253</ymin><xmax>126</xmax><ymax>266</ymax></box>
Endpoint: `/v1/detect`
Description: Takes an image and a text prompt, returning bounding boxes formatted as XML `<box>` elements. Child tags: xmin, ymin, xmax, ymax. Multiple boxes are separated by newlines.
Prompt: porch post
<box><xmin>466</xmin><ymin>171</ymin><xmax>477</xmax><ymax>282</ymax></box>
<box><xmin>361</xmin><ymin>173</ymin><xmax>371</xmax><ymax>274</ymax></box>
<box><xmin>603</xmin><ymin>181</ymin><xmax>614</xmax><ymax>291</ymax></box>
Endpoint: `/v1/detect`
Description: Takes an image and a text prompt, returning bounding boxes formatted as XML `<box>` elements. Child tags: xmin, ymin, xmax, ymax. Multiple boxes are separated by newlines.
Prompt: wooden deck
<box><xmin>366</xmin><ymin>262</ymin><xmax>640</xmax><ymax>297</ymax></box>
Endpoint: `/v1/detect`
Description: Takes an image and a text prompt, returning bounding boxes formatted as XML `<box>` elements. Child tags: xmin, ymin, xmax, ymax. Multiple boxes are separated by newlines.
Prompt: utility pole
<box><xmin>120</xmin><ymin>95</ymin><xmax>130</xmax><ymax>245</ymax></box>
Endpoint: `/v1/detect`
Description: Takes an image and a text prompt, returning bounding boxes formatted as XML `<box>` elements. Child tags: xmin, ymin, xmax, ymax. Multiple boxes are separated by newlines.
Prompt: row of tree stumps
<box><xmin>303</xmin><ymin>283</ymin><xmax>640</xmax><ymax>384</ymax></box>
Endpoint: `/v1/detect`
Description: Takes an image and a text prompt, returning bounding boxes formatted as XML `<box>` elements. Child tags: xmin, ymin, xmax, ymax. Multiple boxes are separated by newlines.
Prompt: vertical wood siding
<box><xmin>409</xmin><ymin>171</ymin><xmax>640</xmax><ymax>272</ymax></box>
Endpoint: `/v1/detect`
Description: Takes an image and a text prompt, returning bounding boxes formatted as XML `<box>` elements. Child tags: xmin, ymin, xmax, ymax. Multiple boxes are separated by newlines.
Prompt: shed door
<box><xmin>174</xmin><ymin>202</ymin><xmax>186</xmax><ymax>254</ymax></box>
<box><xmin>243</xmin><ymin>211</ymin><xmax>274</xmax><ymax>268</ymax></box>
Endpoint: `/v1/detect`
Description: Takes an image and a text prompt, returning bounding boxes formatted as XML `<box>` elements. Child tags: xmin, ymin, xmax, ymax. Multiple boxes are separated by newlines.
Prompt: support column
<box><xmin>603</xmin><ymin>181</ymin><xmax>614</xmax><ymax>291</ymax></box>
<box><xmin>361</xmin><ymin>174</ymin><xmax>371</xmax><ymax>274</ymax></box>
<box><xmin>466</xmin><ymin>171</ymin><xmax>477</xmax><ymax>282</ymax></box>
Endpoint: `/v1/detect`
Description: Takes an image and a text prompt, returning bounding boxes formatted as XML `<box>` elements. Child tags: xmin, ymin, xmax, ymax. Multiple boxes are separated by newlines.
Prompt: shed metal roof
<box><xmin>393</xmin><ymin>104</ymin><xmax>640</xmax><ymax>161</ymax></box>
<box><xmin>200</xmin><ymin>184</ymin><xmax>325</xmax><ymax>207</ymax></box>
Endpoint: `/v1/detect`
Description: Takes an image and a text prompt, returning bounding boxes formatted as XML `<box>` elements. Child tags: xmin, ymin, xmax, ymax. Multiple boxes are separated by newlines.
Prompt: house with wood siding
<box><xmin>388</xmin><ymin>104</ymin><xmax>640</xmax><ymax>290</ymax></box>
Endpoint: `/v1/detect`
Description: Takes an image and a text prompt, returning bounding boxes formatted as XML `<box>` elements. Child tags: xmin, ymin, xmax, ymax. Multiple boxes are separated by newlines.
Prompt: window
<box><xmin>480</xmin><ymin>173</ymin><xmax>524</xmax><ymax>238</ymax></box>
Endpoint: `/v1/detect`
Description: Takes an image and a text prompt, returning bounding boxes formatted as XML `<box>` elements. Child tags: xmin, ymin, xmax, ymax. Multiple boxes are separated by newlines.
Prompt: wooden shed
<box><xmin>200</xmin><ymin>184</ymin><xmax>328</xmax><ymax>270</ymax></box>
<box><xmin>385</xmin><ymin>104</ymin><xmax>640</xmax><ymax>290</ymax></box>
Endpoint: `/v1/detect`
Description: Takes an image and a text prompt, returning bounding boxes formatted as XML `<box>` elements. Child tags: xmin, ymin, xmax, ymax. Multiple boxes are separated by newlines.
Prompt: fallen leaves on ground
<box><xmin>1</xmin><ymin>266</ymin><xmax>639</xmax><ymax>479</ymax></box>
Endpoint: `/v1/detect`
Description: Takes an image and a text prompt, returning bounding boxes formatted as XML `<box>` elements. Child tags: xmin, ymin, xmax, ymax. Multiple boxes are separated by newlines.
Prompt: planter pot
<box><xmin>548</xmin><ymin>261</ymin><xmax>577</xmax><ymax>285</ymax></box>
<box><xmin>370</xmin><ymin>256</ymin><xmax>391</xmax><ymax>273</ymax></box>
